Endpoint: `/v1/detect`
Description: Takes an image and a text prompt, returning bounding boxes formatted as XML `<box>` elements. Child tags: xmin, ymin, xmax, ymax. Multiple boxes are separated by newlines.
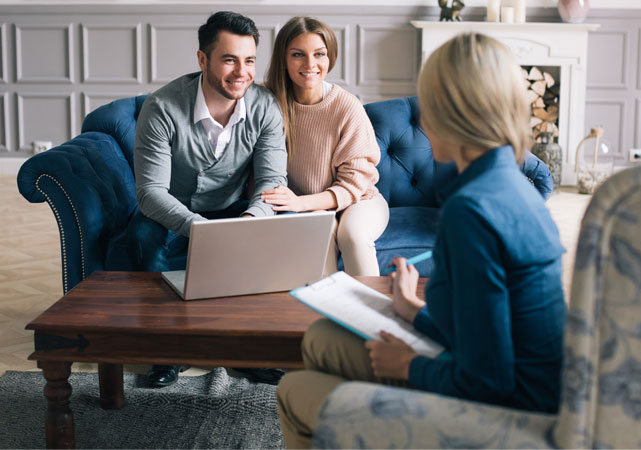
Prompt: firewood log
<box><xmin>531</xmin><ymin>80</ymin><xmax>547</xmax><ymax>97</ymax></box>
<box><xmin>527</xmin><ymin>66</ymin><xmax>544</xmax><ymax>81</ymax></box>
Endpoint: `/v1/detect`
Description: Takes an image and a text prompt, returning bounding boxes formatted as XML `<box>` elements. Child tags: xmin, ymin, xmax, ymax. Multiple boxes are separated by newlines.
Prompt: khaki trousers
<box><xmin>324</xmin><ymin>193</ymin><xmax>389</xmax><ymax>277</ymax></box>
<box><xmin>277</xmin><ymin>319</ymin><xmax>408</xmax><ymax>448</ymax></box>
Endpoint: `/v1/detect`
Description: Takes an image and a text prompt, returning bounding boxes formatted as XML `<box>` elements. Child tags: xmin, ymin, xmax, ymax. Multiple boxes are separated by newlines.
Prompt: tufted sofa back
<box><xmin>365</xmin><ymin>97</ymin><xmax>457</xmax><ymax>208</ymax></box>
<box><xmin>82</xmin><ymin>95</ymin><xmax>148</xmax><ymax>170</ymax></box>
<box><xmin>366</xmin><ymin>96</ymin><xmax>554</xmax><ymax>204</ymax></box>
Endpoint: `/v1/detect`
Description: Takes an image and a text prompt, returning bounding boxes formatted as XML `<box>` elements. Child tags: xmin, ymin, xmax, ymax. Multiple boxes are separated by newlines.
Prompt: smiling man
<box><xmin>132</xmin><ymin>11</ymin><xmax>287</xmax><ymax>387</ymax></box>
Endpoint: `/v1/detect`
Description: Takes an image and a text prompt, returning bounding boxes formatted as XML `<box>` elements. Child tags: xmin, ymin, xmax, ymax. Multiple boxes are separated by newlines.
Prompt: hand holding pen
<box><xmin>384</xmin><ymin>250</ymin><xmax>432</xmax><ymax>274</ymax></box>
<box><xmin>386</xmin><ymin>251</ymin><xmax>431</xmax><ymax>323</ymax></box>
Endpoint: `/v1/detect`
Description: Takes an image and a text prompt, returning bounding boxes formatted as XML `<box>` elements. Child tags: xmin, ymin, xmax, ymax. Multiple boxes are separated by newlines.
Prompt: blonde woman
<box><xmin>276</xmin><ymin>33</ymin><xmax>566</xmax><ymax>448</ymax></box>
<box><xmin>263</xmin><ymin>17</ymin><xmax>389</xmax><ymax>276</ymax></box>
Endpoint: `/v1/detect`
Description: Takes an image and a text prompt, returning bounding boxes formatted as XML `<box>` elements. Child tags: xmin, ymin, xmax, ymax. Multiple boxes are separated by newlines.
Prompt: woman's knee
<box><xmin>336</xmin><ymin>217</ymin><xmax>373</xmax><ymax>251</ymax></box>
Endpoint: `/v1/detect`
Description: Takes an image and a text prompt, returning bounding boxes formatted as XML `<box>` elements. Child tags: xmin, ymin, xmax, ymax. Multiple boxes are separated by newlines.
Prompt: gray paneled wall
<box><xmin>585</xmin><ymin>13</ymin><xmax>641</xmax><ymax>165</ymax></box>
<box><xmin>0</xmin><ymin>4</ymin><xmax>639</xmax><ymax>171</ymax></box>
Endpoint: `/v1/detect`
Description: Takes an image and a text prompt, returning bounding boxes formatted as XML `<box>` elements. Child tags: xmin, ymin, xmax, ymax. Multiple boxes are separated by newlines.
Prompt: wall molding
<box><xmin>82</xmin><ymin>92</ymin><xmax>139</xmax><ymax>118</ymax></box>
<box><xmin>0</xmin><ymin>24</ymin><xmax>7</xmax><ymax>84</ymax></box>
<box><xmin>0</xmin><ymin>92</ymin><xmax>9</xmax><ymax>151</ymax></box>
<box><xmin>149</xmin><ymin>23</ymin><xmax>199</xmax><ymax>83</ymax></box>
<box><xmin>329</xmin><ymin>25</ymin><xmax>348</xmax><ymax>86</ymax></box>
<box><xmin>82</xmin><ymin>23</ymin><xmax>142</xmax><ymax>83</ymax></box>
<box><xmin>637</xmin><ymin>29</ymin><xmax>641</xmax><ymax>91</ymax></box>
<box><xmin>634</xmin><ymin>98</ymin><xmax>641</xmax><ymax>148</ymax></box>
<box><xmin>587</xmin><ymin>30</ymin><xmax>628</xmax><ymax>90</ymax></box>
<box><xmin>585</xmin><ymin>99</ymin><xmax>626</xmax><ymax>156</ymax></box>
<box><xmin>16</xmin><ymin>92</ymin><xmax>75</xmax><ymax>151</ymax></box>
<box><xmin>357</xmin><ymin>25</ymin><xmax>418</xmax><ymax>88</ymax></box>
<box><xmin>15</xmin><ymin>23</ymin><xmax>74</xmax><ymax>83</ymax></box>
<box><xmin>0</xmin><ymin>1</ymin><xmax>639</xmax><ymax>9</ymax></box>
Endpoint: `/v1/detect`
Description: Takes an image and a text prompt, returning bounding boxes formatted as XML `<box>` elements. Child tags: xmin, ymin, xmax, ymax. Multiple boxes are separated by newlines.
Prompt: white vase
<box><xmin>557</xmin><ymin>0</ymin><xmax>590</xmax><ymax>23</ymax></box>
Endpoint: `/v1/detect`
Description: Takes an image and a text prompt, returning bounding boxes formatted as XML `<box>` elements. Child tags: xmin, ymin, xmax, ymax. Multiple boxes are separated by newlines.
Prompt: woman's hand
<box><xmin>261</xmin><ymin>185</ymin><xmax>306</xmax><ymax>212</ymax></box>
<box><xmin>389</xmin><ymin>257</ymin><xmax>425</xmax><ymax>323</ymax></box>
<box><xmin>365</xmin><ymin>330</ymin><xmax>418</xmax><ymax>379</ymax></box>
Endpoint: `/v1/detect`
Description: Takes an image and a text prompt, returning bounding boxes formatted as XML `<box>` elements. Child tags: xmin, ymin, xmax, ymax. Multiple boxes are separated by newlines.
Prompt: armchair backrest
<box><xmin>82</xmin><ymin>95</ymin><xmax>148</xmax><ymax>170</ymax></box>
<box><xmin>554</xmin><ymin>166</ymin><xmax>641</xmax><ymax>448</ymax></box>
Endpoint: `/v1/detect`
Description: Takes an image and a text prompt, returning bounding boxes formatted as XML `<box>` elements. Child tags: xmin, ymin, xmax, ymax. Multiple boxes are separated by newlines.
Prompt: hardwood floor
<box><xmin>0</xmin><ymin>174</ymin><xmax>591</xmax><ymax>376</ymax></box>
<box><xmin>0</xmin><ymin>174</ymin><xmax>62</xmax><ymax>375</ymax></box>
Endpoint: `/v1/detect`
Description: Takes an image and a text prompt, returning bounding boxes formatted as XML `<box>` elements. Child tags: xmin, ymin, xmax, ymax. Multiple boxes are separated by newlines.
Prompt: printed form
<box><xmin>291</xmin><ymin>271</ymin><xmax>444</xmax><ymax>358</ymax></box>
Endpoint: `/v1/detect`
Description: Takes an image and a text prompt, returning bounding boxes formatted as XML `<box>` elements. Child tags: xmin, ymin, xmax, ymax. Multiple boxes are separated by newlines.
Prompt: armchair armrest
<box><xmin>17</xmin><ymin>132</ymin><xmax>136</xmax><ymax>292</ymax></box>
<box><xmin>313</xmin><ymin>382</ymin><xmax>555</xmax><ymax>449</ymax></box>
<box><xmin>521</xmin><ymin>152</ymin><xmax>554</xmax><ymax>200</ymax></box>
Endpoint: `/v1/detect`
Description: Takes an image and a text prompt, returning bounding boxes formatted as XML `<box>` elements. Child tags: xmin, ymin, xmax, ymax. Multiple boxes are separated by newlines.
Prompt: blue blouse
<box><xmin>409</xmin><ymin>146</ymin><xmax>566</xmax><ymax>413</ymax></box>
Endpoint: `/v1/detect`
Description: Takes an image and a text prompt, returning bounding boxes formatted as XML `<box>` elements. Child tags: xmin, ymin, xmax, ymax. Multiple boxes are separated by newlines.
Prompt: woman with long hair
<box><xmin>263</xmin><ymin>16</ymin><xmax>389</xmax><ymax>276</ymax></box>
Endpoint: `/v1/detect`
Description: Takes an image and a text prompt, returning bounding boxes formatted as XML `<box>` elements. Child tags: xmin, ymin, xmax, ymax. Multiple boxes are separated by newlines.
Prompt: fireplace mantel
<box><xmin>411</xmin><ymin>21</ymin><xmax>600</xmax><ymax>186</ymax></box>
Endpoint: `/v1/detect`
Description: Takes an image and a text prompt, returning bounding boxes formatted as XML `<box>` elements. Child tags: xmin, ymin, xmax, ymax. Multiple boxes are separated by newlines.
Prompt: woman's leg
<box><xmin>277</xmin><ymin>320</ymin><xmax>375</xmax><ymax>449</ymax></box>
<box><xmin>337</xmin><ymin>193</ymin><xmax>389</xmax><ymax>276</ymax></box>
<box><xmin>302</xmin><ymin>318</ymin><xmax>378</xmax><ymax>382</ymax></box>
<box><xmin>323</xmin><ymin>218</ymin><xmax>339</xmax><ymax>277</ymax></box>
<box><xmin>278</xmin><ymin>319</ymin><xmax>409</xmax><ymax>448</ymax></box>
<box><xmin>277</xmin><ymin>370</ymin><xmax>345</xmax><ymax>449</ymax></box>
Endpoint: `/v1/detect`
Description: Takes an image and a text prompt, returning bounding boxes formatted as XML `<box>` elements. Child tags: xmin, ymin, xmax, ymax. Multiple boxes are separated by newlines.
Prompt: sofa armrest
<box><xmin>521</xmin><ymin>152</ymin><xmax>554</xmax><ymax>200</ymax></box>
<box><xmin>17</xmin><ymin>132</ymin><xmax>136</xmax><ymax>292</ymax></box>
<box><xmin>313</xmin><ymin>382</ymin><xmax>555</xmax><ymax>449</ymax></box>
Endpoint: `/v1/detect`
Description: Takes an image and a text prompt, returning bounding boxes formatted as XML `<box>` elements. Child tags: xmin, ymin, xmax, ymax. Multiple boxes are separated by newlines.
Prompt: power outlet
<box><xmin>32</xmin><ymin>140</ymin><xmax>53</xmax><ymax>154</ymax></box>
<box><xmin>630</xmin><ymin>149</ymin><xmax>641</xmax><ymax>163</ymax></box>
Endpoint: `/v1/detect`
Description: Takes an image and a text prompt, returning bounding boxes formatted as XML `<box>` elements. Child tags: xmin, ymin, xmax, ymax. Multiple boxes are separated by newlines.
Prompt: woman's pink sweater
<box><xmin>288</xmin><ymin>84</ymin><xmax>381</xmax><ymax>211</ymax></box>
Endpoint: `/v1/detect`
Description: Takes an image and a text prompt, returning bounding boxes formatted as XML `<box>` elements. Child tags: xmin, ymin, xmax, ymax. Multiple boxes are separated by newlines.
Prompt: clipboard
<box><xmin>290</xmin><ymin>271</ymin><xmax>444</xmax><ymax>358</ymax></box>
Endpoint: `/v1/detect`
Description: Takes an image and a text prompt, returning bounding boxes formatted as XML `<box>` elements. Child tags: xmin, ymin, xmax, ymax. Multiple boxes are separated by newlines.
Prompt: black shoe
<box><xmin>233</xmin><ymin>368</ymin><xmax>285</xmax><ymax>385</ymax></box>
<box><xmin>147</xmin><ymin>365</ymin><xmax>190</xmax><ymax>387</ymax></box>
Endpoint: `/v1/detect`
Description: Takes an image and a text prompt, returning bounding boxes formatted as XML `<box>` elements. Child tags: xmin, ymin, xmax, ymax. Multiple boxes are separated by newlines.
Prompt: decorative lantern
<box><xmin>574</xmin><ymin>126</ymin><xmax>614</xmax><ymax>195</ymax></box>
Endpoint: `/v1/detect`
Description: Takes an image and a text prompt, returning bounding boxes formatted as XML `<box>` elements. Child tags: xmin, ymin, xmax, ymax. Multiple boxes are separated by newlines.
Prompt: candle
<box><xmin>501</xmin><ymin>6</ymin><xmax>515</xmax><ymax>23</ymax></box>
<box><xmin>514</xmin><ymin>0</ymin><xmax>527</xmax><ymax>23</ymax></box>
<box><xmin>487</xmin><ymin>0</ymin><xmax>500</xmax><ymax>22</ymax></box>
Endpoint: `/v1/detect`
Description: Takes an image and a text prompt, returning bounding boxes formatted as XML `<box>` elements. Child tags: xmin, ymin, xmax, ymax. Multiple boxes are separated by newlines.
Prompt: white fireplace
<box><xmin>411</xmin><ymin>21</ymin><xmax>600</xmax><ymax>186</ymax></box>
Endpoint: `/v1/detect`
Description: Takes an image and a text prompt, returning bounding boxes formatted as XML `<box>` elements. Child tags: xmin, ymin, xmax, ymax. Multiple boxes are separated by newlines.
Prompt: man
<box><xmin>131</xmin><ymin>11</ymin><xmax>287</xmax><ymax>386</ymax></box>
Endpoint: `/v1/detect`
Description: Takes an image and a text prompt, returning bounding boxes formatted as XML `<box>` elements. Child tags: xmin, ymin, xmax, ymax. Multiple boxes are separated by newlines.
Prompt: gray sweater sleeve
<box><xmin>134</xmin><ymin>98</ymin><xmax>206</xmax><ymax>236</ymax></box>
<box><xmin>243</xmin><ymin>95</ymin><xmax>288</xmax><ymax>217</ymax></box>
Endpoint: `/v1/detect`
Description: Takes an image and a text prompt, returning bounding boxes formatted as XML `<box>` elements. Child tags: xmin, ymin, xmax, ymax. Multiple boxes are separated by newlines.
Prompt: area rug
<box><xmin>0</xmin><ymin>368</ymin><xmax>284</xmax><ymax>449</ymax></box>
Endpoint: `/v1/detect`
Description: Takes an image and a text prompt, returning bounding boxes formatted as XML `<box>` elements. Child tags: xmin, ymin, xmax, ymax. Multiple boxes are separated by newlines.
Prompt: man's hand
<box><xmin>389</xmin><ymin>257</ymin><xmax>425</xmax><ymax>323</ymax></box>
<box><xmin>365</xmin><ymin>330</ymin><xmax>418</xmax><ymax>379</ymax></box>
<box><xmin>261</xmin><ymin>185</ymin><xmax>306</xmax><ymax>212</ymax></box>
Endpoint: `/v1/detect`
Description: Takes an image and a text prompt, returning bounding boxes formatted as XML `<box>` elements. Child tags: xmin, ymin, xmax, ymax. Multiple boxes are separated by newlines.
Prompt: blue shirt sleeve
<box><xmin>413</xmin><ymin>306</ymin><xmax>449</xmax><ymax>346</ymax></box>
<box><xmin>408</xmin><ymin>198</ymin><xmax>516</xmax><ymax>404</ymax></box>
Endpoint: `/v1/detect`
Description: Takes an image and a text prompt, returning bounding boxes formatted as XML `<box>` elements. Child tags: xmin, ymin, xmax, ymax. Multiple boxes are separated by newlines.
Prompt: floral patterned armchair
<box><xmin>312</xmin><ymin>166</ymin><xmax>641</xmax><ymax>449</ymax></box>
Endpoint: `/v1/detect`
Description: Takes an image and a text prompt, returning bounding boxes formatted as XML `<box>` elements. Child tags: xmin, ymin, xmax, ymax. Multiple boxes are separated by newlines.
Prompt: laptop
<box><xmin>161</xmin><ymin>211</ymin><xmax>336</xmax><ymax>300</ymax></box>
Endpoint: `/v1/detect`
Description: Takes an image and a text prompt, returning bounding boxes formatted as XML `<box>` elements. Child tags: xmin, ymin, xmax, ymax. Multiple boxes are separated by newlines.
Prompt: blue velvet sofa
<box><xmin>17</xmin><ymin>95</ymin><xmax>553</xmax><ymax>293</ymax></box>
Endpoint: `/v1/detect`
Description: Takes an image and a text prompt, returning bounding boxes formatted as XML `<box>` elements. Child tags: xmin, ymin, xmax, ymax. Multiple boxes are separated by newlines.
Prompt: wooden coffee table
<box><xmin>26</xmin><ymin>271</ymin><xmax>420</xmax><ymax>448</ymax></box>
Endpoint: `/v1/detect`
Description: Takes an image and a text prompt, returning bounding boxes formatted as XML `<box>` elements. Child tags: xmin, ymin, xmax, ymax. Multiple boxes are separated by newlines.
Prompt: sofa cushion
<box><xmin>336</xmin><ymin>206</ymin><xmax>439</xmax><ymax>276</ymax></box>
<box><xmin>375</xmin><ymin>206</ymin><xmax>440</xmax><ymax>276</ymax></box>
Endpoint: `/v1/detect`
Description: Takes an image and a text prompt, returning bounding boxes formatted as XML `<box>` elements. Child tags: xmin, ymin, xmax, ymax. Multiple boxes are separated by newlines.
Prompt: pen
<box><xmin>384</xmin><ymin>250</ymin><xmax>433</xmax><ymax>275</ymax></box>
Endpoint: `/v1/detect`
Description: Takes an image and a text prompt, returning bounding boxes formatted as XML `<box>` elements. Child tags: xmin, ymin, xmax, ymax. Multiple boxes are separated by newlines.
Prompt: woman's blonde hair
<box><xmin>417</xmin><ymin>33</ymin><xmax>531</xmax><ymax>162</ymax></box>
<box><xmin>265</xmin><ymin>17</ymin><xmax>338</xmax><ymax>154</ymax></box>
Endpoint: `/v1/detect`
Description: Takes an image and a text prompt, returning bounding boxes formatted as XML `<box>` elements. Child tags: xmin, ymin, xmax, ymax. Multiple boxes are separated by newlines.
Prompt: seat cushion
<box><xmin>338</xmin><ymin>206</ymin><xmax>440</xmax><ymax>277</ymax></box>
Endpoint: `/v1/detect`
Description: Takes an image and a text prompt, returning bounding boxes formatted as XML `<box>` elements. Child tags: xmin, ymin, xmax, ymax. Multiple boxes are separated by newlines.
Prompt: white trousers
<box><xmin>323</xmin><ymin>193</ymin><xmax>389</xmax><ymax>276</ymax></box>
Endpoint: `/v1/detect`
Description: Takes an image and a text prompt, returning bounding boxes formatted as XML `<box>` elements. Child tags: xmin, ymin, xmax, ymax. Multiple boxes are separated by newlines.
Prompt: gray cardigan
<box><xmin>134</xmin><ymin>72</ymin><xmax>288</xmax><ymax>236</ymax></box>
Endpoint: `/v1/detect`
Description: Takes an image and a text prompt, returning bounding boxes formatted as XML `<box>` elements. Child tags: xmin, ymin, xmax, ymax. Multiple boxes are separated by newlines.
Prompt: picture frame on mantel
<box><xmin>411</xmin><ymin>21</ymin><xmax>600</xmax><ymax>186</ymax></box>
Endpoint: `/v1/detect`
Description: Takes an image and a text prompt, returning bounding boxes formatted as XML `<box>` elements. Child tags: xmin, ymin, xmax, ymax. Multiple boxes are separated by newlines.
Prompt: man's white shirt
<box><xmin>193</xmin><ymin>74</ymin><xmax>246</xmax><ymax>160</ymax></box>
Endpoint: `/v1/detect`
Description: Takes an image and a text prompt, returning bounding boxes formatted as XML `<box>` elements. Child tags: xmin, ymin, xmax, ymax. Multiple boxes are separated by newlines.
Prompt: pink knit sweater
<box><xmin>288</xmin><ymin>84</ymin><xmax>381</xmax><ymax>212</ymax></box>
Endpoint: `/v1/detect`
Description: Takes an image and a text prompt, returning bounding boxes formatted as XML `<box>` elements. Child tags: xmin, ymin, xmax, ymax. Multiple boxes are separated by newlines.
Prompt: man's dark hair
<box><xmin>198</xmin><ymin>11</ymin><xmax>260</xmax><ymax>57</ymax></box>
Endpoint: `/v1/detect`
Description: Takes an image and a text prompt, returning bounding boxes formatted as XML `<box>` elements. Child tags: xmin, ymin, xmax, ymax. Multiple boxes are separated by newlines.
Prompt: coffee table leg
<box><xmin>98</xmin><ymin>363</ymin><xmax>125</xmax><ymax>409</ymax></box>
<box><xmin>38</xmin><ymin>361</ymin><xmax>74</xmax><ymax>449</ymax></box>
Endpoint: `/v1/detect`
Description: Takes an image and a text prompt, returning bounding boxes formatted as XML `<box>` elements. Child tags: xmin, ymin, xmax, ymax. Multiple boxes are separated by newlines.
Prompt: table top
<box><xmin>26</xmin><ymin>272</ymin><xmax>419</xmax><ymax>337</ymax></box>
